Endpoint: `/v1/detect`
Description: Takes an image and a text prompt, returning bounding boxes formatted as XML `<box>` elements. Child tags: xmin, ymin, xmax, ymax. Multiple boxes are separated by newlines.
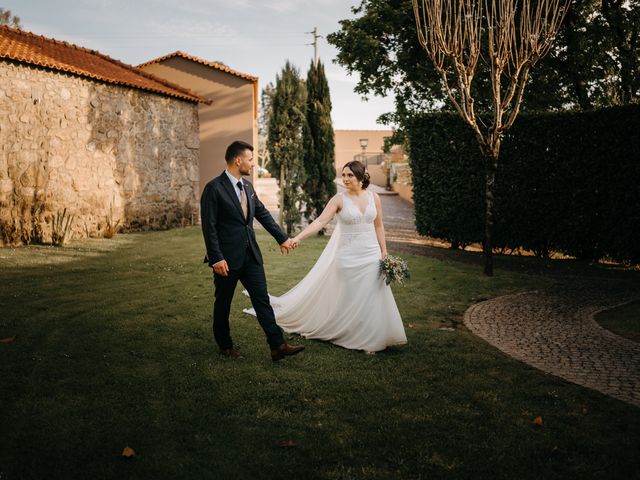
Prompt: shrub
<box><xmin>407</xmin><ymin>104</ymin><xmax>640</xmax><ymax>264</ymax></box>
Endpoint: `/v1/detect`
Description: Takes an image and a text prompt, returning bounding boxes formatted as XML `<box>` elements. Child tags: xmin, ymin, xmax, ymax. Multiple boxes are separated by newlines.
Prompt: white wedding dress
<box><xmin>244</xmin><ymin>190</ymin><xmax>407</xmax><ymax>352</ymax></box>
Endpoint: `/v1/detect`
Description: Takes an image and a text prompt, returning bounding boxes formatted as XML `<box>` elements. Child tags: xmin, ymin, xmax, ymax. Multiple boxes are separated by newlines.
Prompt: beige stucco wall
<box><xmin>0</xmin><ymin>60</ymin><xmax>200</xmax><ymax>246</ymax></box>
<box><xmin>139</xmin><ymin>57</ymin><xmax>257</xmax><ymax>193</ymax></box>
<box><xmin>334</xmin><ymin>130</ymin><xmax>392</xmax><ymax>175</ymax></box>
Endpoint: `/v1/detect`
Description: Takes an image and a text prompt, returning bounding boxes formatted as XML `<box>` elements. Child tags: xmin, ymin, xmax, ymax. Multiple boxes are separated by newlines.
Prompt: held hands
<box><xmin>279</xmin><ymin>239</ymin><xmax>293</xmax><ymax>255</ymax></box>
<box><xmin>279</xmin><ymin>238</ymin><xmax>299</xmax><ymax>255</ymax></box>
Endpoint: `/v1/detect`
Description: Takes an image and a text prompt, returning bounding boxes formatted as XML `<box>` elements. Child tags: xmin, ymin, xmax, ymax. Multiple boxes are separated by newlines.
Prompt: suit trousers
<box><xmin>212</xmin><ymin>248</ymin><xmax>285</xmax><ymax>350</ymax></box>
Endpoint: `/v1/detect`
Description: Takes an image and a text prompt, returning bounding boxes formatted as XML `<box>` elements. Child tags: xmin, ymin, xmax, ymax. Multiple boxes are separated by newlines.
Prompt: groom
<box><xmin>201</xmin><ymin>140</ymin><xmax>304</xmax><ymax>361</ymax></box>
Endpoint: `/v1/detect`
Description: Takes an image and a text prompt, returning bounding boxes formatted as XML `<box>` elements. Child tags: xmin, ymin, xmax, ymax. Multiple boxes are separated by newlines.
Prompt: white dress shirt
<box><xmin>224</xmin><ymin>169</ymin><xmax>244</xmax><ymax>203</ymax></box>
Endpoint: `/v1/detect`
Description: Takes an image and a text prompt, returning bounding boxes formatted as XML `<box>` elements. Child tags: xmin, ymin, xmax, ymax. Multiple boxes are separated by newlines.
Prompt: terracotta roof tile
<box><xmin>138</xmin><ymin>51</ymin><xmax>258</xmax><ymax>83</ymax></box>
<box><xmin>0</xmin><ymin>26</ymin><xmax>210</xmax><ymax>104</ymax></box>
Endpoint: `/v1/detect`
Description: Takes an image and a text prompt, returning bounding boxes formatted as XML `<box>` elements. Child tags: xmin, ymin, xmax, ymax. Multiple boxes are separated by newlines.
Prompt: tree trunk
<box><xmin>279</xmin><ymin>165</ymin><xmax>285</xmax><ymax>231</ymax></box>
<box><xmin>602</xmin><ymin>0</ymin><xmax>639</xmax><ymax>104</ymax></box>
<box><xmin>483</xmin><ymin>153</ymin><xmax>499</xmax><ymax>276</ymax></box>
<box><xmin>563</xmin><ymin>7</ymin><xmax>592</xmax><ymax>110</ymax></box>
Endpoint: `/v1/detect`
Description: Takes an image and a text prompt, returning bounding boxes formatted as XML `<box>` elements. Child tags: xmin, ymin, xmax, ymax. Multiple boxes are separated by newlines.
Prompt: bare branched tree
<box><xmin>413</xmin><ymin>0</ymin><xmax>569</xmax><ymax>275</ymax></box>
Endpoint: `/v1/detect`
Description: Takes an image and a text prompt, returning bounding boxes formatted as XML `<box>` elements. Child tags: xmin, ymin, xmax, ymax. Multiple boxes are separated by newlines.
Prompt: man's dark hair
<box><xmin>225</xmin><ymin>141</ymin><xmax>253</xmax><ymax>163</ymax></box>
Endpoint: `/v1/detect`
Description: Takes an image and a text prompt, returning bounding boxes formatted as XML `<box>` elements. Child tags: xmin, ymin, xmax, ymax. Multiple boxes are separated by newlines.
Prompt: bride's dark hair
<box><xmin>342</xmin><ymin>161</ymin><xmax>370</xmax><ymax>190</ymax></box>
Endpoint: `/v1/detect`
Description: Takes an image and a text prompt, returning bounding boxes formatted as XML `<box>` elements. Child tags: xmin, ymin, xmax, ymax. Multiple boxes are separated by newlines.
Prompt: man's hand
<box><xmin>279</xmin><ymin>239</ymin><xmax>294</xmax><ymax>255</ymax></box>
<box><xmin>212</xmin><ymin>259</ymin><xmax>229</xmax><ymax>277</ymax></box>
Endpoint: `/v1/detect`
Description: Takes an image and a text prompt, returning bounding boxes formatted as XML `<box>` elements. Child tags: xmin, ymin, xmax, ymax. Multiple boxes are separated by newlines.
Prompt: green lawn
<box><xmin>595</xmin><ymin>300</ymin><xmax>640</xmax><ymax>343</ymax></box>
<box><xmin>1</xmin><ymin>227</ymin><xmax>639</xmax><ymax>480</ymax></box>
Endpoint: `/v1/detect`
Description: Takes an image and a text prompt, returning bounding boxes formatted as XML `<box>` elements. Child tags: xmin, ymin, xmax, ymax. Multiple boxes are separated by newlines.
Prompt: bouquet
<box><xmin>379</xmin><ymin>255</ymin><xmax>410</xmax><ymax>286</ymax></box>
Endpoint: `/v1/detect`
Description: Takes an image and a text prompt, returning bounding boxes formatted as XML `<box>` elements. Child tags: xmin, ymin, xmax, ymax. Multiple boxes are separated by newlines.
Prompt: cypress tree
<box><xmin>302</xmin><ymin>60</ymin><xmax>336</xmax><ymax>233</ymax></box>
<box><xmin>267</xmin><ymin>62</ymin><xmax>307</xmax><ymax>236</ymax></box>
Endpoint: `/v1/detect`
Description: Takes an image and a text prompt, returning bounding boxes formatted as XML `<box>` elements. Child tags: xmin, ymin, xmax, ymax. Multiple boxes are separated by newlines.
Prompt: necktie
<box><xmin>237</xmin><ymin>181</ymin><xmax>248</xmax><ymax>219</ymax></box>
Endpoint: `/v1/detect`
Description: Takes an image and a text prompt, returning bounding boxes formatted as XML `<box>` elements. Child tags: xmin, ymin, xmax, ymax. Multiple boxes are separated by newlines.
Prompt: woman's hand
<box><xmin>290</xmin><ymin>237</ymin><xmax>301</xmax><ymax>249</ymax></box>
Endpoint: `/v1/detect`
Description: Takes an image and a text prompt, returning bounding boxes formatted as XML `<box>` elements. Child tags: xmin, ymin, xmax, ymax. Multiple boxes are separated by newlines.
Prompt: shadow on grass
<box><xmin>388</xmin><ymin>239</ymin><xmax>640</xmax><ymax>280</ymax></box>
<box><xmin>594</xmin><ymin>299</ymin><xmax>640</xmax><ymax>343</ymax></box>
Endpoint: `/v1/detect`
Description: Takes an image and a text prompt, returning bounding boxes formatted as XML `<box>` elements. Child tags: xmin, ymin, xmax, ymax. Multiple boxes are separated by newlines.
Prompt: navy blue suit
<box><xmin>201</xmin><ymin>171</ymin><xmax>287</xmax><ymax>350</ymax></box>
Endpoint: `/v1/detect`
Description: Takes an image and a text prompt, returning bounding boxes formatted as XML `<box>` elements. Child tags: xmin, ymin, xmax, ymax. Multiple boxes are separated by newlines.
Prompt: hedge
<box><xmin>406</xmin><ymin>104</ymin><xmax>640</xmax><ymax>264</ymax></box>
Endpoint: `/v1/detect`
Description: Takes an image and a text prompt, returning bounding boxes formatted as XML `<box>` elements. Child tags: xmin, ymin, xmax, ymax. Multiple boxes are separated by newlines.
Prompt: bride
<box><xmin>245</xmin><ymin>160</ymin><xmax>407</xmax><ymax>353</ymax></box>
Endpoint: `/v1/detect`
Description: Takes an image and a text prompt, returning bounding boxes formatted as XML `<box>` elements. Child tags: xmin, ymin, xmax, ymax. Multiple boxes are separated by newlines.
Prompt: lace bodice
<box><xmin>337</xmin><ymin>191</ymin><xmax>376</xmax><ymax>232</ymax></box>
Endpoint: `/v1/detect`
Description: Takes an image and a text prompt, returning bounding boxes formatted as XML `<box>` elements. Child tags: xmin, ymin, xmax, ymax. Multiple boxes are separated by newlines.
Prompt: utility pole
<box><xmin>307</xmin><ymin>27</ymin><xmax>323</xmax><ymax>65</ymax></box>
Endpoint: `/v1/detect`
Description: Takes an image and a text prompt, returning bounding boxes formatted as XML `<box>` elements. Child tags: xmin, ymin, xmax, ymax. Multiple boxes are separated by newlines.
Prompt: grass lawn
<box><xmin>595</xmin><ymin>300</ymin><xmax>640</xmax><ymax>343</ymax></box>
<box><xmin>1</xmin><ymin>227</ymin><xmax>639</xmax><ymax>480</ymax></box>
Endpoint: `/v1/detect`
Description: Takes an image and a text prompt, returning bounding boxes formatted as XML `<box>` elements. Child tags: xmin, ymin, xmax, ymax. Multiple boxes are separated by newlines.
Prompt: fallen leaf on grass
<box><xmin>122</xmin><ymin>446</ymin><xmax>136</xmax><ymax>458</ymax></box>
<box><xmin>275</xmin><ymin>440</ymin><xmax>298</xmax><ymax>448</ymax></box>
<box><xmin>0</xmin><ymin>336</ymin><xmax>16</xmax><ymax>344</ymax></box>
<box><xmin>533</xmin><ymin>416</ymin><xmax>544</xmax><ymax>427</ymax></box>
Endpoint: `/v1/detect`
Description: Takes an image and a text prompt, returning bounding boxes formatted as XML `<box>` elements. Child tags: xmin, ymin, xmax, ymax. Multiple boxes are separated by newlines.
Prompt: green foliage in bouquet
<box><xmin>379</xmin><ymin>255</ymin><xmax>410</xmax><ymax>286</ymax></box>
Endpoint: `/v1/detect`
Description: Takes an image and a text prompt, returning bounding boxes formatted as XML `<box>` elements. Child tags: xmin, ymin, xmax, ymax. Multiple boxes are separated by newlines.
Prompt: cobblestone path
<box><xmin>464</xmin><ymin>282</ymin><xmax>640</xmax><ymax>407</ymax></box>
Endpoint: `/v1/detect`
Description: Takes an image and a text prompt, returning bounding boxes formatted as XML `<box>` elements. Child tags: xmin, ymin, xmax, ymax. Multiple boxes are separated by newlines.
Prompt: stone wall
<box><xmin>0</xmin><ymin>60</ymin><xmax>200</xmax><ymax>246</ymax></box>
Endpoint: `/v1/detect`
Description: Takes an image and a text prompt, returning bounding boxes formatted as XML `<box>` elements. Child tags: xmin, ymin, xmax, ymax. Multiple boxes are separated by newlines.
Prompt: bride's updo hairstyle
<box><xmin>342</xmin><ymin>160</ymin><xmax>370</xmax><ymax>190</ymax></box>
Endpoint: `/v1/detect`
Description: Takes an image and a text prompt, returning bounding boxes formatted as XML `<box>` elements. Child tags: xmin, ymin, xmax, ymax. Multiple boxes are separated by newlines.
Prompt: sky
<box><xmin>5</xmin><ymin>0</ymin><xmax>396</xmax><ymax>131</ymax></box>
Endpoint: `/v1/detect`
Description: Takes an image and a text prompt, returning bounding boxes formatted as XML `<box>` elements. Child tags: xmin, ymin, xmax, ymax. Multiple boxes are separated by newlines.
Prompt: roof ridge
<box><xmin>138</xmin><ymin>50</ymin><xmax>258</xmax><ymax>83</ymax></box>
<box><xmin>0</xmin><ymin>25</ymin><xmax>130</xmax><ymax>67</ymax></box>
<box><xmin>0</xmin><ymin>25</ymin><xmax>210</xmax><ymax>104</ymax></box>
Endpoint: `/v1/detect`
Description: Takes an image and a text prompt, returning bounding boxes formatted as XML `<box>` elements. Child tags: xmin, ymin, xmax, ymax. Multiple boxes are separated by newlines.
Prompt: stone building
<box><xmin>0</xmin><ymin>26</ymin><xmax>209</xmax><ymax>246</ymax></box>
<box><xmin>138</xmin><ymin>51</ymin><xmax>259</xmax><ymax>192</ymax></box>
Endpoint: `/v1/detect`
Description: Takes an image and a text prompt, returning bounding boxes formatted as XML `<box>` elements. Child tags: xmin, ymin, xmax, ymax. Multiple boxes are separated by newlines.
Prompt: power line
<box><xmin>306</xmin><ymin>27</ymin><xmax>323</xmax><ymax>66</ymax></box>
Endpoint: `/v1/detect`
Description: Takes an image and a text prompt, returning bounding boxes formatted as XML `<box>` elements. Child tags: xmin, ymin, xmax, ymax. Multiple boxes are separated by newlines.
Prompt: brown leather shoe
<box><xmin>270</xmin><ymin>343</ymin><xmax>305</xmax><ymax>361</ymax></box>
<box><xmin>220</xmin><ymin>348</ymin><xmax>242</xmax><ymax>359</ymax></box>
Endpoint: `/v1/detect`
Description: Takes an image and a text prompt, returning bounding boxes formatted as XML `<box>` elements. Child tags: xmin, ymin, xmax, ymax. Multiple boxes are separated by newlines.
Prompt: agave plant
<box><xmin>51</xmin><ymin>208</ymin><xmax>74</xmax><ymax>246</ymax></box>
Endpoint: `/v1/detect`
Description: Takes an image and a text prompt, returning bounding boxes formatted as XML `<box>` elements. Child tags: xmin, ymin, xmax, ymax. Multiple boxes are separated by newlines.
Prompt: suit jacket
<box><xmin>201</xmin><ymin>171</ymin><xmax>288</xmax><ymax>270</ymax></box>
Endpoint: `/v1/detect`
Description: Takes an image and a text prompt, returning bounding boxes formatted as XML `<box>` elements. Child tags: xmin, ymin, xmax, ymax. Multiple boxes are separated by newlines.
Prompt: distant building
<box><xmin>334</xmin><ymin>129</ymin><xmax>393</xmax><ymax>173</ymax></box>
<box><xmin>138</xmin><ymin>52</ymin><xmax>258</xmax><ymax>192</ymax></box>
<box><xmin>334</xmin><ymin>129</ymin><xmax>413</xmax><ymax>203</ymax></box>
<box><xmin>0</xmin><ymin>26</ymin><xmax>208</xmax><ymax>246</ymax></box>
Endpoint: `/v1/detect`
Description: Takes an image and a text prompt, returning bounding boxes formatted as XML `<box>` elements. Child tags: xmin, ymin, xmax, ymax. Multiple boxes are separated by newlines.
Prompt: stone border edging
<box><xmin>463</xmin><ymin>290</ymin><xmax>640</xmax><ymax>407</ymax></box>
